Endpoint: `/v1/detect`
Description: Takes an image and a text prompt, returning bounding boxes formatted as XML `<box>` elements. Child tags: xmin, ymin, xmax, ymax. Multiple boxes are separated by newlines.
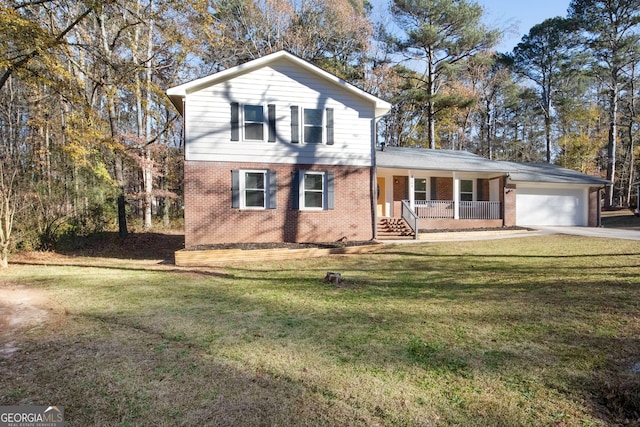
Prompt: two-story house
<box><xmin>167</xmin><ymin>51</ymin><xmax>391</xmax><ymax>247</ymax></box>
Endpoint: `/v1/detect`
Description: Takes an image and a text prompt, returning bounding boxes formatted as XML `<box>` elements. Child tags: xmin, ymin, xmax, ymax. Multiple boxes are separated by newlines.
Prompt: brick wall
<box><xmin>504</xmin><ymin>183</ymin><xmax>517</xmax><ymax>227</ymax></box>
<box><xmin>184</xmin><ymin>161</ymin><xmax>374</xmax><ymax>247</ymax></box>
<box><xmin>588</xmin><ymin>187</ymin><xmax>601</xmax><ymax>227</ymax></box>
<box><xmin>392</xmin><ymin>176</ymin><xmax>408</xmax><ymax>201</ymax></box>
<box><xmin>478</xmin><ymin>179</ymin><xmax>490</xmax><ymax>201</ymax></box>
<box><xmin>433</xmin><ymin>177</ymin><xmax>453</xmax><ymax>200</ymax></box>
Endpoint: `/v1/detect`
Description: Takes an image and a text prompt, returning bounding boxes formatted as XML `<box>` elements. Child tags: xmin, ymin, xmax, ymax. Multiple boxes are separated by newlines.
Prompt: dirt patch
<box><xmin>0</xmin><ymin>284</ymin><xmax>62</xmax><ymax>358</ymax></box>
<box><xmin>55</xmin><ymin>232</ymin><xmax>185</xmax><ymax>261</ymax></box>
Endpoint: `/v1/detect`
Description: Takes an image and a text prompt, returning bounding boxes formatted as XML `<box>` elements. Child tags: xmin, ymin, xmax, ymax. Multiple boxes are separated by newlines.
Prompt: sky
<box><xmin>371</xmin><ymin>0</ymin><xmax>573</xmax><ymax>53</ymax></box>
<box><xmin>478</xmin><ymin>0</ymin><xmax>572</xmax><ymax>51</ymax></box>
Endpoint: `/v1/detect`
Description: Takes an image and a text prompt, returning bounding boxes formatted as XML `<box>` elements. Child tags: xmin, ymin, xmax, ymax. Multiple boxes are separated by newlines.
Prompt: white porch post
<box><xmin>409</xmin><ymin>172</ymin><xmax>415</xmax><ymax>210</ymax></box>
<box><xmin>453</xmin><ymin>173</ymin><xmax>460</xmax><ymax>220</ymax></box>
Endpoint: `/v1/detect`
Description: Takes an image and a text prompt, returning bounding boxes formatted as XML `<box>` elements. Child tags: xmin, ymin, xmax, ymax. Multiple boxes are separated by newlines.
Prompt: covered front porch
<box><xmin>376</xmin><ymin>168</ymin><xmax>511</xmax><ymax>235</ymax></box>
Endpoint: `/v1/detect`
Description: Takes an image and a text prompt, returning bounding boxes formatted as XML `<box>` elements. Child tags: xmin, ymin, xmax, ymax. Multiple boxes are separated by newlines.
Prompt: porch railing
<box><xmin>414</xmin><ymin>200</ymin><xmax>454</xmax><ymax>218</ymax></box>
<box><xmin>459</xmin><ymin>201</ymin><xmax>502</xmax><ymax>220</ymax></box>
<box><xmin>401</xmin><ymin>200</ymin><xmax>419</xmax><ymax>240</ymax></box>
<box><xmin>412</xmin><ymin>200</ymin><xmax>502</xmax><ymax>220</ymax></box>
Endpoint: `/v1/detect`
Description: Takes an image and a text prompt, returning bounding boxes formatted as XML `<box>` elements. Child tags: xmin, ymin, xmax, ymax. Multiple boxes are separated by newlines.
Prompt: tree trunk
<box><xmin>115</xmin><ymin>156</ymin><xmax>128</xmax><ymax>238</ymax></box>
<box><xmin>0</xmin><ymin>244</ymin><xmax>9</xmax><ymax>269</ymax></box>
<box><xmin>99</xmin><ymin>9</ymin><xmax>128</xmax><ymax>237</ymax></box>
<box><xmin>427</xmin><ymin>52</ymin><xmax>436</xmax><ymax>149</ymax></box>
<box><xmin>162</xmin><ymin>174</ymin><xmax>170</xmax><ymax>228</ymax></box>
<box><xmin>0</xmin><ymin>178</ymin><xmax>15</xmax><ymax>269</ymax></box>
<box><xmin>605</xmin><ymin>84</ymin><xmax>618</xmax><ymax>209</ymax></box>
<box><xmin>544</xmin><ymin>114</ymin><xmax>551</xmax><ymax>163</ymax></box>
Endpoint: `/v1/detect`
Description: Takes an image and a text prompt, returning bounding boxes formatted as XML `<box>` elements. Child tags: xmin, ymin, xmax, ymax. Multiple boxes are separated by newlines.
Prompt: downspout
<box><xmin>372</xmin><ymin>118</ymin><xmax>381</xmax><ymax>240</ymax></box>
<box><xmin>502</xmin><ymin>174</ymin><xmax>509</xmax><ymax>227</ymax></box>
<box><xmin>599</xmin><ymin>186</ymin><xmax>606</xmax><ymax>227</ymax></box>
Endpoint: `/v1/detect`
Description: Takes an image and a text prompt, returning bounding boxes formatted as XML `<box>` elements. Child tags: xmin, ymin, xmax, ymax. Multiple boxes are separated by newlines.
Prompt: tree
<box><xmin>466</xmin><ymin>53</ymin><xmax>513</xmax><ymax>158</ymax></box>
<box><xmin>512</xmin><ymin>17</ymin><xmax>579</xmax><ymax>163</ymax></box>
<box><xmin>569</xmin><ymin>0</ymin><xmax>640</xmax><ymax>207</ymax></box>
<box><xmin>0</xmin><ymin>0</ymin><xmax>97</xmax><ymax>266</ymax></box>
<box><xmin>201</xmin><ymin>0</ymin><xmax>373</xmax><ymax>80</ymax></box>
<box><xmin>388</xmin><ymin>0</ymin><xmax>500</xmax><ymax>148</ymax></box>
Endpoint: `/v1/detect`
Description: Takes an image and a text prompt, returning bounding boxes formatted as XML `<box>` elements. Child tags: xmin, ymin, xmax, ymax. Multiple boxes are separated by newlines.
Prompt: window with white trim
<box><xmin>290</xmin><ymin>107</ymin><xmax>334</xmax><ymax>145</ymax></box>
<box><xmin>303</xmin><ymin>109</ymin><xmax>323</xmax><ymax>144</ymax></box>
<box><xmin>303</xmin><ymin>172</ymin><xmax>324</xmax><ymax>208</ymax></box>
<box><xmin>295</xmin><ymin>170</ymin><xmax>334</xmax><ymax>210</ymax></box>
<box><xmin>243</xmin><ymin>105</ymin><xmax>264</xmax><ymax>141</ymax></box>
<box><xmin>230</xmin><ymin>103</ymin><xmax>276</xmax><ymax>142</ymax></box>
<box><xmin>415</xmin><ymin>178</ymin><xmax>428</xmax><ymax>201</ymax></box>
<box><xmin>231</xmin><ymin>169</ymin><xmax>277</xmax><ymax>210</ymax></box>
<box><xmin>460</xmin><ymin>179</ymin><xmax>474</xmax><ymax>202</ymax></box>
<box><xmin>243</xmin><ymin>170</ymin><xmax>266</xmax><ymax>208</ymax></box>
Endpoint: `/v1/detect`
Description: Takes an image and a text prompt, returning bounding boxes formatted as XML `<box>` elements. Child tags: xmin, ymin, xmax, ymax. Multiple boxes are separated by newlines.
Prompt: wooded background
<box><xmin>2</xmin><ymin>0</ymin><xmax>639</xmax><ymax>266</ymax></box>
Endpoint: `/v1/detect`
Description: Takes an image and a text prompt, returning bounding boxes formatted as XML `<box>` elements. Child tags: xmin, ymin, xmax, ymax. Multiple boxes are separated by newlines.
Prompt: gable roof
<box><xmin>376</xmin><ymin>147</ymin><xmax>610</xmax><ymax>185</ymax></box>
<box><xmin>166</xmin><ymin>50</ymin><xmax>392</xmax><ymax>118</ymax></box>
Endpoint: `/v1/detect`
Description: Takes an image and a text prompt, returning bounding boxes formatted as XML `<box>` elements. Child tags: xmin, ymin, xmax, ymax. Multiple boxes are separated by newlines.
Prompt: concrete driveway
<box><xmin>535</xmin><ymin>226</ymin><xmax>640</xmax><ymax>241</ymax></box>
<box><xmin>386</xmin><ymin>226</ymin><xmax>640</xmax><ymax>244</ymax></box>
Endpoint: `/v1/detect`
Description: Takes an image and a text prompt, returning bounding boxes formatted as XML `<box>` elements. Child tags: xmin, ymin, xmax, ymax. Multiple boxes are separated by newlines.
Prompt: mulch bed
<box><xmin>185</xmin><ymin>240</ymin><xmax>379</xmax><ymax>251</ymax></box>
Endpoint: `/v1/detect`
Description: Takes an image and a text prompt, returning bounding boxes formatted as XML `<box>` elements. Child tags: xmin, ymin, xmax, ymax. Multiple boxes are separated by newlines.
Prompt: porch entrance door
<box><xmin>376</xmin><ymin>177</ymin><xmax>386</xmax><ymax>217</ymax></box>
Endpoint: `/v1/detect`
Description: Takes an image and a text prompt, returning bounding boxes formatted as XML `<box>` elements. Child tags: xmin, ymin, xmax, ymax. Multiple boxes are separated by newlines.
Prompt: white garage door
<box><xmin>516</xmin><ymin>186</ymin><xmax>587</xmax><ymax>226</ymax></box>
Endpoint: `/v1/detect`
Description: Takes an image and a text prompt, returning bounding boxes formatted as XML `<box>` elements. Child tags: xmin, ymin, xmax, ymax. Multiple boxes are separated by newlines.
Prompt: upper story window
<box><xmin>230</xmin><ymin>103</ymin><xmax>276</xmax><ymax>143</ymax></box>
<box><xmin>243</xmin><ymin>105</ymin><xmax>264</xmax><ymax>141</ymax></box>
<box><xmin>291</xmin><ymin>106</ymin><xmax>334</xmax><ymax>145</ymax></box>
<box><xmin>303</xmin><ymin>109</ymin><xmax>323</xmax><ymax>144</ymax></box>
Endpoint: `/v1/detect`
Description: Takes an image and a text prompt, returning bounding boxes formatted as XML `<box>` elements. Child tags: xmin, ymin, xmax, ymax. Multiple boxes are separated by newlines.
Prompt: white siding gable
<box><xmin>184</xmin><ymin>58</ymin><xmax>377</xmax><ymax>166</ymax></box>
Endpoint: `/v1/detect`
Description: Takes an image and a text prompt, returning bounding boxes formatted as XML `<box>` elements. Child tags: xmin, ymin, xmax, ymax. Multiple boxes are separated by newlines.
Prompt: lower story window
<box><xmin>232</xmin><ymin>169</ymin><xmax>276</xmax><ymax>210</ymax></box>
<box><xmin>296</xmin><ymin>170</ymin><xmax>334</xmax><ymax>210</ymax></box>
<box><xmin>243</xmin><ymin>171</ymin><xmax>266</xmax><ymax>208</ymax></box>
<box><xmin>415</xmin><ymin>178</ymin><xmax>427</xmax><ymax>201</ymax></box>
<box><xmin>303</xmin><ymin>172</ymin><xmax>324</xmax><ymax>209</ymax></box>
<box><xmin>460</xmin><ymin>179</ymin><xmax>474</xmax><ymax>202</ymax></box>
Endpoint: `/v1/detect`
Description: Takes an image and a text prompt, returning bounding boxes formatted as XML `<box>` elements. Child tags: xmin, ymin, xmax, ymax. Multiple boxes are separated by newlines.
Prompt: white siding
<box><xmin>184</xmin><ymin>59</ymin><xmax>376</xmax><ymax>166</ymax></box>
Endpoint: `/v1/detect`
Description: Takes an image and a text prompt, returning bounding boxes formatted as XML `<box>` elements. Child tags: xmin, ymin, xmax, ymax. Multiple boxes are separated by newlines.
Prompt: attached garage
<box><xmin>503</xmin><ymin>161</ymin><xmax>610</xmax><ymax>228</ymax></box>
<box><xmin>516</xmin><ymin>185</ymin><xmax>588</xmax><ymax>226</ymax></box>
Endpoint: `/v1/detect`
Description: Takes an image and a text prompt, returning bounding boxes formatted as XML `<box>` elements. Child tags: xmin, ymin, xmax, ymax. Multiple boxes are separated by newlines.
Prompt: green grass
<box><xmin>2</xmin><ymin>235</ymin><xmax>640</xmax><ymax>426</ymax></box>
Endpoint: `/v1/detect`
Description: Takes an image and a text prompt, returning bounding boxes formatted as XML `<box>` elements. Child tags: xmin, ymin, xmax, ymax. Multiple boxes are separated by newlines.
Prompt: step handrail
<box><xmin>401</xmin><ymin>200</ymin><xmax>419</xmax><ymax>240</ymax></box>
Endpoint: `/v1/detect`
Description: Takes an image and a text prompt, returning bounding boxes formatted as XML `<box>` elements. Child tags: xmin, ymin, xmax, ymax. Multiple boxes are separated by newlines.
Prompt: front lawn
<box><xmin>1</xmin><ymin>235</ymin><xmax>639</xmax><ymax>426</ymax></box>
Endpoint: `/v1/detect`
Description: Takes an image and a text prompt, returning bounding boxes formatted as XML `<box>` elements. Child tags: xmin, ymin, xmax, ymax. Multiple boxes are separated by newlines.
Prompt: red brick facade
<box><xmin>432</xmin><ymin>177</ymin><xmax>454</xmax><ymax>200</ymax></box>
<box><xmin>184</xmin><ymin>161</ymin><xmax>374</xmax><ymax>247</ymax></box>
<box><xmin>504</xmin><ymin>183</ymin><xmax>517</xmax><ymax>227</ymax></box>
<box><xmin>588</xmin><ymin>187</ymin><xmax>601</xmax><ymax>227</ymax></box>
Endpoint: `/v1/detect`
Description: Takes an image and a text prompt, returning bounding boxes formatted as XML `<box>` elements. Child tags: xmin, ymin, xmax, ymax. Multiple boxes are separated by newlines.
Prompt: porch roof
<box><xmin>376</xmin><ymin>147</ymin><xmax>509</xmax><ymax>174</ymax></box>
<box><xmin>376</xmin><ymin>147</ymin><xmax>611</xmax><ymax>186</ymax></box>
